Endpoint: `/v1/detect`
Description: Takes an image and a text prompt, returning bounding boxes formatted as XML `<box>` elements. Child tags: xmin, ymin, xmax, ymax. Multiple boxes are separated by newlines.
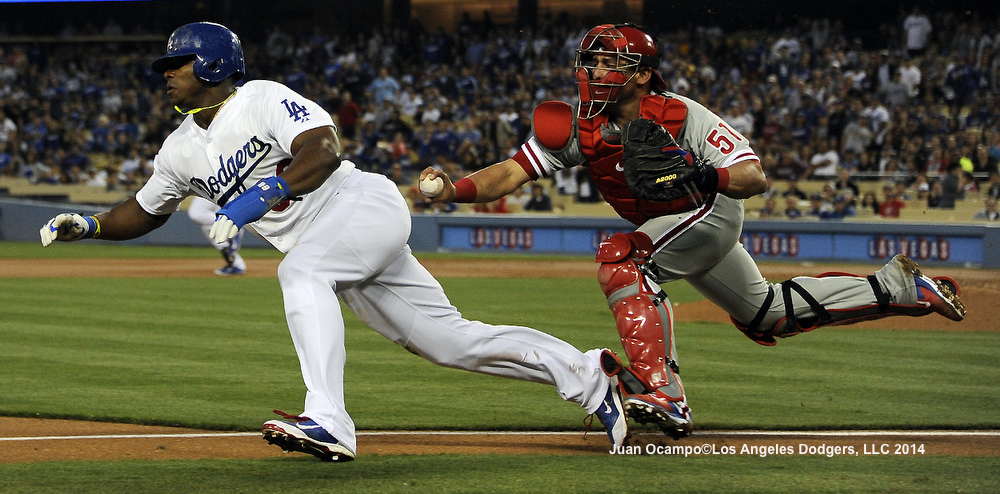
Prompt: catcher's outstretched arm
<box><xmin>421</xmin><ymin>158</ymin><xmax>530</xmax><ymax>204</ymax></box>
<box><xmin>718</xmin><ymin>160</ymin><xmax>767</xmax><ymax>199</ymax></box>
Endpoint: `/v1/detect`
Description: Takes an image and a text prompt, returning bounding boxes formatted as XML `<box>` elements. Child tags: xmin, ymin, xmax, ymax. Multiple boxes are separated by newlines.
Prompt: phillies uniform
<box><xmin>135</xmin><ymin>80</ymin><xmax>616</xmax><ymax>456</ymax></box>
<box><xmin>513</xmin><ymin>90</ymin><xmax>964</xmax><ymax>423</ymax></box>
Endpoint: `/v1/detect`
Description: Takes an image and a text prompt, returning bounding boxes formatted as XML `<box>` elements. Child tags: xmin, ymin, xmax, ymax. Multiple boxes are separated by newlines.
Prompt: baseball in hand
<box><xmin>419</xmin><ymin>175</ymin><xmax>445</xmax><ymax>197</ymax></box>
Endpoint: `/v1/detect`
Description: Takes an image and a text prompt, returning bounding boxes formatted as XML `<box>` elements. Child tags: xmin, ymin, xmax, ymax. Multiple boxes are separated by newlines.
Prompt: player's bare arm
<box><xmin>280</xmin><ymin>125</ymin><xmax>342</xmax><ymax>196</ymax></box>
<box><xmin>39</xmin><ymin>197</ymin><xmax>169</xmax><ymax>246</ymax></box>
<box><xmin>718</xmin><ymin>159</ymin><xmax>768</xmax><ymax>199</ymax></box>
<box><xmin>419</xmin><ymin>158</ymin><xmax>530</xmax><ymax>204</ymax></box>
<box><xmin>93</xmin><ymin>198</ymin><xmax>171</xmax><ymax>240</ymax></box>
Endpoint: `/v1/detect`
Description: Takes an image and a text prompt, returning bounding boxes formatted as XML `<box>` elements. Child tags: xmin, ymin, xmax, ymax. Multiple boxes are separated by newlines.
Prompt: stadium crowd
<box><xmin>1</xmin><ymin>7</ymin><xmax>1000</xmax><ymax>219</ymax></box>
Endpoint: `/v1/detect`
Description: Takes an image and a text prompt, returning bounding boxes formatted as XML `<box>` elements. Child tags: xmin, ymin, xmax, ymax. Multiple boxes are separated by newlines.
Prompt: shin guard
<box><xmin>734</xmin><ymin>256</ymin><xmax>965</xmax><ymax>346</ymax></box>
<box><xmin>597</xmin><ymin>232</ymin><xmax>684</xmax><ymax>401</ymax></box>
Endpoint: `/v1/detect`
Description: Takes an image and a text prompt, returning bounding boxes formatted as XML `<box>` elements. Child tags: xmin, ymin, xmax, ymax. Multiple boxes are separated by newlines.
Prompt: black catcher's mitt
<box><xmin>620</xmin><ymin>118</ymin><xmax>718</xmax><ymax>205</ymax></box>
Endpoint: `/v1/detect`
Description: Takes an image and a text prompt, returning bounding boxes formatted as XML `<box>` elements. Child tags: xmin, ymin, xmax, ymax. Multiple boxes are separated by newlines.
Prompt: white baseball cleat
<box><xmin>594</xmin><ymin>376</ymin><xmax>629</xmax><ymax>449</ymax></box>
<box><xmin>262</xmin><ymin>411</ymin><xmax>354</xmax><ymax>462</ymax></box>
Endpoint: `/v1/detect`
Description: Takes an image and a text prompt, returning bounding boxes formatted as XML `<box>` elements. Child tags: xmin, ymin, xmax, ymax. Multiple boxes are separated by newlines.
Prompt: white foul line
<box><xmin>1</xmin><ymin>430</ymin><xmax>998</xmax><ymax>442</ymax></box>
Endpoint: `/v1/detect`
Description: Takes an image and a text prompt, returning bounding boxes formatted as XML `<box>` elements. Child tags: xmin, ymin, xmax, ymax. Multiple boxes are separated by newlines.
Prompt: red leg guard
<box><xmin>597</xmin><ymin>232</ymin><xmax>682</xmax><ymax>399</ymax></box>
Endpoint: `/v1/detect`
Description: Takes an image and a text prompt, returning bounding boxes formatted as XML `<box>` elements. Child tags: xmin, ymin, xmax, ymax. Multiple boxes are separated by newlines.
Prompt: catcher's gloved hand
<box><xmin>620</xmin><ymin>118</ymin><xmax>719</xmax><ymax>205</ymax></box>
<box><xmin>39</xmin><ymin>213</ymin><xmax>99</xmax><ymax>247</ymax></box>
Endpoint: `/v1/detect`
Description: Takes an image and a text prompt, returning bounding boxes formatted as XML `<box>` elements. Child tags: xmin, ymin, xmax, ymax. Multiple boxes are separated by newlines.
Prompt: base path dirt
<box><xmin>2</xmin><ymin>417</ymin><xmax>997</xmax><ymax>463</ymax></box>
<box><xmin>1</xmin><ymin>257</ymin><xmax>997</xmax><ymax>463</ymax></box>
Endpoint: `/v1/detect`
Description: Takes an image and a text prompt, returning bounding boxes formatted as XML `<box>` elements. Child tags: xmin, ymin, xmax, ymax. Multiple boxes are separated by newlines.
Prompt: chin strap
<box><xmin>175</xmin><ymin>89</ymin><xmax>237</xmax><ymax>115</ymax></box>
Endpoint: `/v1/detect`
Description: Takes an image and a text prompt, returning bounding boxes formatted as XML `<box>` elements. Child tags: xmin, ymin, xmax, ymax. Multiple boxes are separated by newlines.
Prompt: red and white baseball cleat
<box><xmin>601</xmin><ymin>350</ymin><xmax>693</xmax><ymax>439</ymax></box>
<box><xmin>895</xmin><ymin>255</ymin><xmax>966</xmax><ymax>321</ymax></box>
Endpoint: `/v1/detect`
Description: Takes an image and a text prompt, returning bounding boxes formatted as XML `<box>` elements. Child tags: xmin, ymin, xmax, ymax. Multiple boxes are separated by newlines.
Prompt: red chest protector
<box><xmin>579</xmin><ymin>95</ymin><xmax>694</xmax><ymax>225</ymax></box>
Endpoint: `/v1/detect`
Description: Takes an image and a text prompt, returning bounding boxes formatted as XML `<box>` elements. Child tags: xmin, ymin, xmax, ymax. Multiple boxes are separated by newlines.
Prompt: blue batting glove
<box><xmin>209</xmin><ymin>176</ymin><xmax>290</xmax><ymax>243</ymax></box>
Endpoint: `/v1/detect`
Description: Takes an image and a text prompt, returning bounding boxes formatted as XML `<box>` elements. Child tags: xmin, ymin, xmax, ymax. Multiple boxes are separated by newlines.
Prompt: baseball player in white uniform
<box><xmin>421</xmin><ymin>23</ymin><xmax>967</xmax><ymax>440</ymax></box>
<box><xmin>39</xmin><ymin>22</ymin><xmax>627</xmax><ymax>461</ymax></box>
<box><xmin>187</xmin><ymin>196</ymin><xmax>246</xmax><ymax>275</ymax></box>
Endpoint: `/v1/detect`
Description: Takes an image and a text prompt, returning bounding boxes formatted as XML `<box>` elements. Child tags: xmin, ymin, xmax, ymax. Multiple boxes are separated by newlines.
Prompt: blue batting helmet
<box><xmin>151</xmin><ymin>22</ymin><xmax>245</xmax><ymax>83</ymax></box>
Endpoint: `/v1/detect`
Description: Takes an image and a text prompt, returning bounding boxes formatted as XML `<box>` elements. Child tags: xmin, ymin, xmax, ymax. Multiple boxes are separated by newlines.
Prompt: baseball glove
<box><xmin>620</xmin><ymin>117</ymin><xmax>718</xmax><ymax>205</ymax></box>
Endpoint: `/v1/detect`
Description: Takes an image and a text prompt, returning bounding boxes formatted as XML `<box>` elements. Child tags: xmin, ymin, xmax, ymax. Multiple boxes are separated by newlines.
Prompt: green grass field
<box><xmin>1</xmin><ymin>242</ymin><xmax>998</xmax><ymax>493</ymax></box>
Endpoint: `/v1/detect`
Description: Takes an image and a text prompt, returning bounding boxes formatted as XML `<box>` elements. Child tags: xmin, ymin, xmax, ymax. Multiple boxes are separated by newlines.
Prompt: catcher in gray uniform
<box><xmin>420</xmin><ymin>23</ymin><xmax>967</xmax><ymax>439</ymax></box>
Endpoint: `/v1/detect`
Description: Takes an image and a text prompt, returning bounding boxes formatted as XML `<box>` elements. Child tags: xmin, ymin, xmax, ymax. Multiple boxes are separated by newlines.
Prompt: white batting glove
<box><xmin>39</xmin><ymin>213</ymin><xmax>94</xmax><ymax>247</ymax></box>
<box><xmin>209</xmin><ymin>215</ymin><xmax>239</xmax><ymax>244</ymax></box>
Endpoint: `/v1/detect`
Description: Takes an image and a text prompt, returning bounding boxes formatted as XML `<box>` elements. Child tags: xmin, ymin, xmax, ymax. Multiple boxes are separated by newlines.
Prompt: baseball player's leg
<box><xmin>686</xmin><ymin>244</ymin><xmax>966</xmax><ymax>346</ymax></box>
<box><xmin>271</xmin><ymin>172</ymin><xmax>413</xmax><ymax>455</ymax></box>
<box><xmin>594</xmin><ymin>231</ymin><xmax>691</xmax><ymax>438</ymax></box>
<box><xmin>278</xmin><ymin>263</ymin><xmax>356</xmax><ymax>453</ymax></box>
<box><xmin>339</xmin><ymin>245</ymin><xmax>612</xmax><ymax>413</ymax></box>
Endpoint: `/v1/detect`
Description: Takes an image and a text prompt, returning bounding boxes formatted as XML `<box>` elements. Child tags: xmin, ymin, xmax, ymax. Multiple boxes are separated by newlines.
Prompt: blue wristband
<box><xmin>217</xmin><ymin>176</ymin><xmax>291</xmax><ymax>229</ymax></box>
<box><xmin>82</xmin><ymin>215</ymin><xmax>99</xmax><ymax>239</ymax></box>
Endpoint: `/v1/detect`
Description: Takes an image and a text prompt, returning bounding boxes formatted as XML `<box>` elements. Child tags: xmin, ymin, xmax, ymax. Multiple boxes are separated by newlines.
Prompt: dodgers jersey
<box><xmin>136</xmin><ymin>80</ymin><xmax>355</xmax><ymax>252</ymax></box>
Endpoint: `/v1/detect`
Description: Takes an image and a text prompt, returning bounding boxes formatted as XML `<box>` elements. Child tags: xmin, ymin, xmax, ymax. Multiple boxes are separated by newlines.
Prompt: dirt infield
<box><xmin>2</xmin><ymin>417</ymin><xmax>998</xmax><ymax>462</ymax></box>
<box><xmin>2</xmin><ymin>257</ymin><xmax>997</xmax><ymax>463</ymax></box>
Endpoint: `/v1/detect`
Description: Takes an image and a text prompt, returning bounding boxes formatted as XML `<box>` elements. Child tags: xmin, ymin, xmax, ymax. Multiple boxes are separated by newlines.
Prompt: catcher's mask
<box><xmin>151</xmin><ymin>22</ymin><xmax>245</xmax><ymax>83</ymax></box>
<box><xmin>575</xmin><ymin>24</ymin><xmax>666</xmax><ymax>119</ymax></box>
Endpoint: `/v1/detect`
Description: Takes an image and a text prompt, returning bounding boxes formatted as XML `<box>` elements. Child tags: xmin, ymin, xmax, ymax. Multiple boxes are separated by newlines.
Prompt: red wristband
<box><xmin>453</xmin><ymin>178</ymin><xmax>477</xmax><ymax>202</ymax></box>
<box><xmin>716</xmin><ymin>167</ymin><xmax>730</xmax><ymax>193</ymax></box>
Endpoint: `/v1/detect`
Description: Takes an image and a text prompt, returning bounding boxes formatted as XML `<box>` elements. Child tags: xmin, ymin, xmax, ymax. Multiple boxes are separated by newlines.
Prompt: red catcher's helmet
<box><xmin>575</xmin><ymin>24</ymin><xmax>666</xmax><ymax>119</ymax></box>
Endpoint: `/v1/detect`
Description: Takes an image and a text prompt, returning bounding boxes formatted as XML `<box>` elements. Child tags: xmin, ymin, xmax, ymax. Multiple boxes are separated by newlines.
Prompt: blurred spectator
<box><xmin>893</xmin><ymin>182</ymin><xmax>913</xmax><ymax>201</ymax></box>
<box><xmin>832</xmin><ymin>168</ymin><xmax>860</xmax><ymax>199</ymax></box>
<box><xmin>898</xmin><ymin>57</ymin><xmax>921</xmax><ymax>98</ymax></box>
<box><xmin>859</xmin><ymin>191</ymin><xmax>880</xmax><ymax>215</ymax></box>
<box><xmin>387</xmin><ymin>162</ymin><xmax>408</xmax><ymax>185</ymax></box>
<box><xmin>806</xmin><ymin>193</ymin><xmax>827</xmax><ymax>217</ymax></box>
<box><xmin>808</xmin><ymin>138</ymin><xmax>840</xmax><ymax>179</ymax></box>
<box><xmin>783</xmin><ymin>195</ymin><xmax>803</xmax><ymax>219</ymax></box>
<box><xmin>782</xmin><ymin>179</ymin><xmax>808</xmax><ymax>200</ymax></box>
<box><xmin>938</xmin><ymin>165</ymin><xmax>963</xmax><ymax>208</ymax></box>
<box><xmin>507</xmin><ymin>184</ymin><xmax>530</xmax><ymax>211</ymax></box>
<box><xmin>881</xmin><ymin>71</ymin><xmax>909</xmax><ymax>108</ymax></box>
<box><xmin>924</xmin><ymin>147</ymin><xmax>947</xmax><ymax>175</ymax></box>
<box><xmin>59</xmin><ymin>145</ymin><xmax>91</xmax><ymax>182</ymax></box>
<box><xmin>721</xmin><ymin>99</ymin><xmax>754</xmax><ymax>137</ymax></box>
<box><xmin>861</xmin><ymin>95</ymin><xmax>890</xmax><ymax>151</ymax></box>
<box><xmin>336</xmin><ymin>91</ymin><xmax>361</xmax><ymax>140</ymax></box>
<box><xmin>985</xmin><ymin>170</ymin><xmax>1000</xmax><ymax>199</ymax></box>
<box><xmin>972</xmin><ymin>145</ymin><xmax>996</xmax><ymax>173</ymax></box>
<box><xmin>820</xmin><ymin>195</ymin><xmax>856</xmax><ymax>219</ymax></box>
<box><xmin>367</xmin><ymin>67</ymin><xmax>401</xmax><ymax>107</ymax></box>
<box><xmin>972</xmin><ymin>197</ymin><xmax>1000</xmax><ymax>220</ymax></box>
<box><xmin>840</xmin><ymin>148</ymin><xmax>861</xmax><ymax>172</ymax></box>
<box><xmin>840</xmin><ymin>114</ymin><xmax>873</xmax><ymax>157</ymax></box>
<box><xmin>757</xmin><ymin>197</ymin><xmax>777</xmax><ymax>218</ymax></box>
<box><xmin>926</xmin><ymin>181</ymin><xmax>945</xmax><ymax>208</ymax></box>
<box><xmin>523</xmin><ymin>183</ymin><xmax>553</xmax><ymax>212</ymax></box>
<box><xmin>878</xmin><ymin>184</ymin><xmax>906</xmax><ymax>218</ymax></box>
<box><xmin>960</xmin><ymin>171</ymin><xmax>979</xmax><ymax>197</ymax></box>
<box><xmin>902</xmin><ymin>6</ymin><xmax>933</xmax><ymax>57</ymax></box>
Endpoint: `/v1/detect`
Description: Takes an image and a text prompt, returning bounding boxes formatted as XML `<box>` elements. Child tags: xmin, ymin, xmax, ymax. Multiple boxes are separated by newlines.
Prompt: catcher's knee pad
<box><xmin>596</xmin><ymin>232</ymin><xmax>683</xmax><ymax>399</ymax></box>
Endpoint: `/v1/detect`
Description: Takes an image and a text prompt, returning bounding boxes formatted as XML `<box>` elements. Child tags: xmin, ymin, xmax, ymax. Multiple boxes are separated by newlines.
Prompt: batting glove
<box><xmin>209</xmin><ymin>176</ymin><xmax>290</xmax><ymax>243</ymax></box>
<box><xmin>40</xmin><ymin>213</ymin><xmax>99</xmax><ymax>247</ymax></box>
